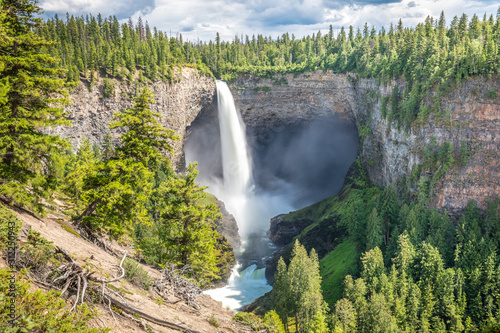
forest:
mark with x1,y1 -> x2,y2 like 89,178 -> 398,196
1,0 -> 500,332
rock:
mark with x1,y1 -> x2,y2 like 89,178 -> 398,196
229,72 -> 500,216
268,214 -> 310,246
47,68 -> 216,170
214,199 -> 241,250
55,68 -> 499,222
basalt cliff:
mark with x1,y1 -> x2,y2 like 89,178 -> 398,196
229,72 -> 499,217
56,69 -> 499,240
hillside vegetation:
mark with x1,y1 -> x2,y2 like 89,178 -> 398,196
1,0 -> 499,332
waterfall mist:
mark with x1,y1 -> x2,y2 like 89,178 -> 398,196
184,81 -> 358,309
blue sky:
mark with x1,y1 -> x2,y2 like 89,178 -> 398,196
40,0 -> 499,41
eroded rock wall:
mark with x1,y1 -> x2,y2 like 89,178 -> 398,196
49,68 -> 216,169
56,68 -> 498,216
228,72 -> 500,215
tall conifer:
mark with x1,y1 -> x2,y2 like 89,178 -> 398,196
0,0 -> 70,212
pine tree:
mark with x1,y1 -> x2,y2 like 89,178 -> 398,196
272,257 -> 291,332
272,240 -> 327,332
155,162 -> 220,284
366,208 -> 383,250
74,87 -> 176,236
0,0 -> 71,212
109,87 -> 178,166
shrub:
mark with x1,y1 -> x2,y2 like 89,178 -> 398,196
16,230 -> 63,277
123,258 -> 153,290
486,89 -> 497,99
233,312 -> 266,331
263,310 -> 286,333
102,78 -> 115,98
0,205 -> 22,251
209,314 -> 219,327
0,268 -> 108,332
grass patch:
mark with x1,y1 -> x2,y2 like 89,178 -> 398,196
60,223 -> 81,238
319,239 -> 358,306
209,314 -> 219,327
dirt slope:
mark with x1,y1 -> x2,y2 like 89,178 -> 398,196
1,204 -> 251,333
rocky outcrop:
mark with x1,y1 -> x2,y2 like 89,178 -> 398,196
267,214 -> 311,245
228,72 -> 500,215
357,77 -> 500,215
214,200 -> 240,251
48,68 -> 216,169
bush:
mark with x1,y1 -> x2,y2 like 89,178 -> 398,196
0,205 -> 22,251
263,310 -> 285,333
486,89 -> 497,99
233,312 -> 266,331
123,258 -> 153,290
0,268 -> 108,332
209,313 -> 219,327
102,78 -> 115,98
17,229 -> 62,276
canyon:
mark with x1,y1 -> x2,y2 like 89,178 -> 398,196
54,68 -> 499,255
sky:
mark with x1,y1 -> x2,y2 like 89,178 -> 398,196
40,0 -> 500,42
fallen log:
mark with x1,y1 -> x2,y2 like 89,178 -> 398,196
105,294 -> 201,333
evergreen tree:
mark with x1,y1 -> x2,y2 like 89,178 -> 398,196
74,87 -> 175,236
109,87 -> 178,166
272,240 -> 327,333
154,162 -> 220,283
366,208 -> 383,250
0,0 -> 71,213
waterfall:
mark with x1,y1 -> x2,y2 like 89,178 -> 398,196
217,81 -> 253,196
202,81 -> 296,310
203,81 -> 272,309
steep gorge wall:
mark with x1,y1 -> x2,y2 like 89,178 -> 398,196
49,67 -> 216,169
56,68 -> 499,216
229,72 -> 500,215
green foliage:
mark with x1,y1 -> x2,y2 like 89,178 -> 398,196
319,240 -> 358,306
0,0 -> 71,213
263,310 -> 286,333
109,87 -> 178,165
234,311 -> 285,332
0,268 -> 108,332
137,163 -> 221,284
209,313 -> 219,327
123,258 -> 153,290
0,204 -> 22,250
366,208 -> 383,250
272,240 -> 328,332
233,312 -> 266,331
75,87 -> 178,238
16,229 -> 63,274
486,89 -> 497,99
460,140 -> 470,166
102,78 -> 115,98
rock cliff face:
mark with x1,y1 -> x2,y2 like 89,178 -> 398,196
56,69 -> 498,242
228,72 -> 500,216
48,68 -> 216,169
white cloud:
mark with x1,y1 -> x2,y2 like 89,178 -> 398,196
41,0 -> 154,18
40,0 -> 499,41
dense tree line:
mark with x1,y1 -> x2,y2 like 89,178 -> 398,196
271,180 -> 500,332
38,9 -> 500,129
333,184 -> 500,332
35,9 -> 500,130
0,0 -> 229,285
36,13 -> 212,84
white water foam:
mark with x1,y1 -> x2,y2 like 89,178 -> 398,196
203,81 -> 294,310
